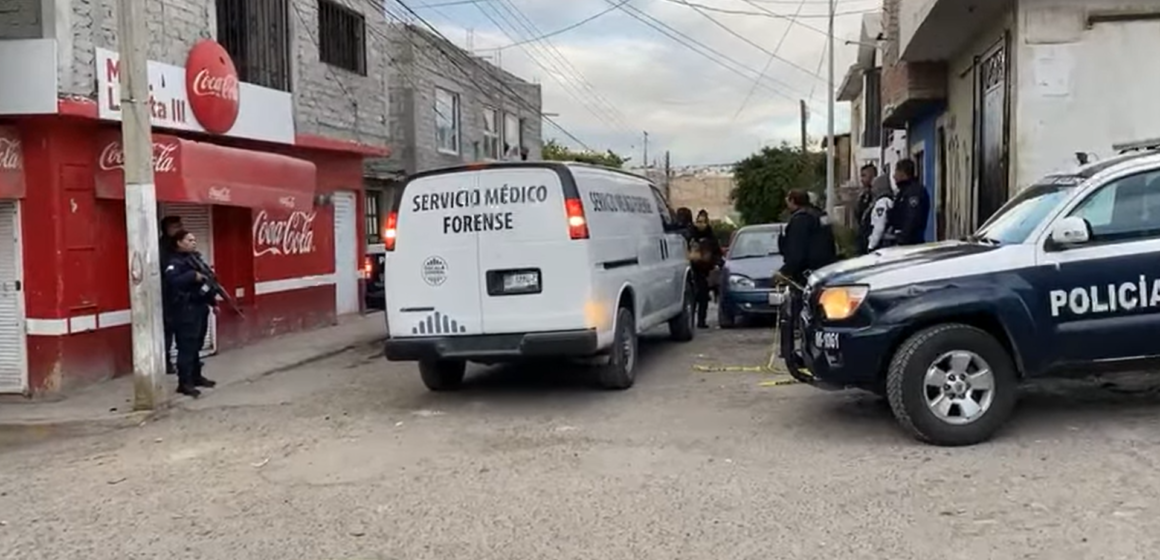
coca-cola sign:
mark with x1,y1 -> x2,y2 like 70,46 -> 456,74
97,140 -> 179,173
0,136 -> 20,171
184,40 -> 240,135
253,210 -> 316,257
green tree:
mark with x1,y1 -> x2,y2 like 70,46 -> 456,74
542,139 -> 629,168
731,143 -> 825,225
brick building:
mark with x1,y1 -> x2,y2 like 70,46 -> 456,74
0,0 -> 391,394
362,23 -> 543,247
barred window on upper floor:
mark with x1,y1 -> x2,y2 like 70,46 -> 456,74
482,108 -> 500,160
435,88 -> 460,154
318,0 -> 367,75
217,0 -> 292,91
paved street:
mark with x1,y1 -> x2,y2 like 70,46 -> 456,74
5,321 -> 1160,559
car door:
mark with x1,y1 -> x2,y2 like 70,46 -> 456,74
1037,165 -> 1160,363
648,186 -> 684,312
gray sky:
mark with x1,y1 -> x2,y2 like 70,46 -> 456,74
395,0 -> 876,166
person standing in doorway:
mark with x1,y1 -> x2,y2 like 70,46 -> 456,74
159,216 -> 183,374
889,159 -> 931,246
688,210 -> 722,329
163,230 -> 217,397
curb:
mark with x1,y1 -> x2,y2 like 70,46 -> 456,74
0,335 -> 383,446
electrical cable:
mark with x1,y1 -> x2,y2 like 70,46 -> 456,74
731,0 -> 808,121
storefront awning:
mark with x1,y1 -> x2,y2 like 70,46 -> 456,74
95,132 -> 317,211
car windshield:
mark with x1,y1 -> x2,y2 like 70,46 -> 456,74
971,175 -> 1083,244
729,229 -> 781,258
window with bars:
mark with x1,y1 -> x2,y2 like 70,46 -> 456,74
318,0 -> 367,75
482,108 -> 499,159
216,0 -> 292,91
365,190 -> 381,243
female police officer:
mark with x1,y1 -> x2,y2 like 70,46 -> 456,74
163,229 -> 217,397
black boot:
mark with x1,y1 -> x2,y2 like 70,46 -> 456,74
696,304 -> 709,329
177,385 -> 201,398
194,377 -> 216,388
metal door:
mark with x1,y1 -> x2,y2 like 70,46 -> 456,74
975,37 -> 1010,229
160,203 -> 217,356
0,201 -> 26,393
332,191 -> 359,315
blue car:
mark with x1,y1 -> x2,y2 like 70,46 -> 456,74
718,223 -> 786,328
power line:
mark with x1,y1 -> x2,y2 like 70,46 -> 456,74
392,0 -> 595,150
476,0 -> 630,51
731,0 -> 809,121
658,0 -> 876,19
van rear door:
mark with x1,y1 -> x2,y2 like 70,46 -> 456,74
386,171 -> 483,337
475,166 -> 590,334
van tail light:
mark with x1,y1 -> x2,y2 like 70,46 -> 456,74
362,255 -> 373,279
384,211 -> 398,251
564,198 -> 589,240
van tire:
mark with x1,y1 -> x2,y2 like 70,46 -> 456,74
668,278 -> 696,342
418,359 -> 466,392
600,307 -> 638,390
885,324 -> 1018,447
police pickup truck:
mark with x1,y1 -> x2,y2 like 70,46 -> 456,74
785,149 -> 1160,446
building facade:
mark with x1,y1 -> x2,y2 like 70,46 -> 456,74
0,0 -> 391,394
362,23 -> 543,248
895,0 -> 1160,240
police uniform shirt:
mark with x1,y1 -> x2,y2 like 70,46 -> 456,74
867,196 -> 895,251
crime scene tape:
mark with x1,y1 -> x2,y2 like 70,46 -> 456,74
691,319 -> 808,386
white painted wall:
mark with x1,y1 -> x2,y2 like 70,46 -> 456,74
1014,0 -> 1160,187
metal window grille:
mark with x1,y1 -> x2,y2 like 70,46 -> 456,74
216,0 -> 292,91
364,191 -> 381,243
318,0 -> 367,75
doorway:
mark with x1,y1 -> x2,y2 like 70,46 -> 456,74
159,202 -> 217,356
975,35 -> 1010,229
0,200 -> 27,393
332,191 -> 359,315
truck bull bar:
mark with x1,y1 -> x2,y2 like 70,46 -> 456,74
772,273 -> 817,386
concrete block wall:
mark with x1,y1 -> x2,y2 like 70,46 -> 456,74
1,0 -> 388,147
367,23 -> 541,177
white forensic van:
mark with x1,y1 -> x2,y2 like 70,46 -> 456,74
383,161 -> 696,391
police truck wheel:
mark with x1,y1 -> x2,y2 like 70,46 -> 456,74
418,359 -> 466,392
885,324 -> 1017,446
600,307 -> 638,390
668,279 -> 696,342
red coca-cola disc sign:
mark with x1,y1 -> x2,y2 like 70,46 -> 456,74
185,40 -> 240,135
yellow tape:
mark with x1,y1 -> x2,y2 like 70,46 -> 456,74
759,378 -> 801,387
692,319 -> 812,387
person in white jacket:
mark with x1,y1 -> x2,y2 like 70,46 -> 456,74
865,174 -> 896,251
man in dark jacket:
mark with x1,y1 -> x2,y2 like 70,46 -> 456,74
889,159 -> 931,246
779,190 -> 838,285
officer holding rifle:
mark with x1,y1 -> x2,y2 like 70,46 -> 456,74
163,229 -> 218,398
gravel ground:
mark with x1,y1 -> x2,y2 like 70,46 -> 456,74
4,323 -> 1160,560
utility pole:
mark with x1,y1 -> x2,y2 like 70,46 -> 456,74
117,0 -> 166,410
663,150 -> 671,199
799,100 -> 808,154
642,131 -> 649,170
825,0 -> 836,214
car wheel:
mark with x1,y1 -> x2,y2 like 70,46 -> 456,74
599,307 -> 638,390
418,359 -> 466,392
668,278 -> 696,342
718,302 -> 736,329
885,324 -> 1018,446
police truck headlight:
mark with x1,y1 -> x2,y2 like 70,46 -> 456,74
729,274 -> 756,290
818,285 -> 869,321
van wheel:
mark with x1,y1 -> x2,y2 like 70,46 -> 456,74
600,307 -> 638,390
668,279 -> 696,342
418,359 -> 466,392
885,324 -> 1018,446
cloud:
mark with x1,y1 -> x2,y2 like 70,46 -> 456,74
417,0 -> 877,165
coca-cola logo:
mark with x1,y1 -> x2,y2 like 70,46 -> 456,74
98,141 -> 178,173
278,196 -> 296,209
208,186 -> 231,202
185,40 -> 241,135
253,210 -> 316,257
0,137 -> 20,171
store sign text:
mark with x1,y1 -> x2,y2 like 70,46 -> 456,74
0,136 -> 20,170
253,210 -> 316,257
99,55 -> 191,128
98,141 -> 178,173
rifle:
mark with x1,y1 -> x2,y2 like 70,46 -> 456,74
190,251 -> 245,318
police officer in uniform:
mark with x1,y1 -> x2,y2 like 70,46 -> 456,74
863,174 -> 896,252
159,216 -> 182,374
889,159 -> 931,246
164,229 -> 217,397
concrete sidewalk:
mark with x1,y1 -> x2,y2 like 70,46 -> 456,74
0,312 -> 386,443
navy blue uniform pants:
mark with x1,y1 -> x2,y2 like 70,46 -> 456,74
174,306 -> 209,388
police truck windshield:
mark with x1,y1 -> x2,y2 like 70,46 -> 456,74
971,175 -> 1082,244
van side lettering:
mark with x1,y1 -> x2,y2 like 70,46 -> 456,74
412,189 -> 480,212
443,212 -> 514,234
484,184 -> 549,206
1049,275 -> 1160,317
587,191 -> 653,214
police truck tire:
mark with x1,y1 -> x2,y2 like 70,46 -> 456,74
600,307 -> 638,390
669,278 -> 696,342
885,324 -> 1017,447
419,359 -> 466,392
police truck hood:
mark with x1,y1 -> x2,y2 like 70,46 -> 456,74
810,240 -> 1013,289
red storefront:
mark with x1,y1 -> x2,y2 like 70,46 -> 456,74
0,40 -> 386,395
